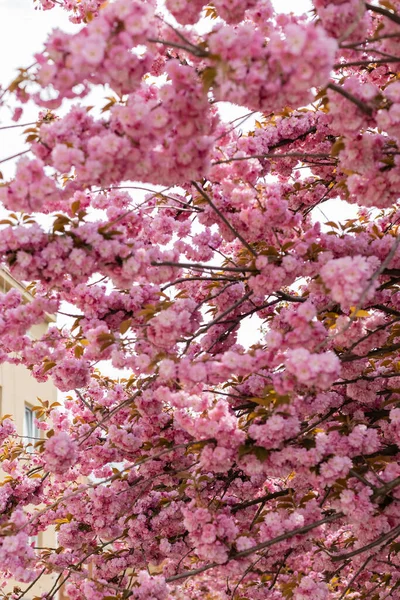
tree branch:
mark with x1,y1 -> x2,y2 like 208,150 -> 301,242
331,524 -> 400,562
191,181 -> 257,258
231,489 -> 291,513
365,2 -> 400,26
327,82 -> 373,116
167,512 -> 343,582
0,148 -> 29,165
151,261 -> 258,273
213,152 -> 333,166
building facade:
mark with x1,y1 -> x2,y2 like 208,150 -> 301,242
0,269 -> 60,599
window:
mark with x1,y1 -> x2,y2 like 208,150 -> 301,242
24,405 -> 41,549
24,405 -> 41,453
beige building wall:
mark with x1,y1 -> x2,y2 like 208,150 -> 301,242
0,269 -> 61,599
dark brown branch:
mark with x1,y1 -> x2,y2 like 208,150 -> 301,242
294,406 -> 342,439
230,553 -> 267,600
268,127 -> 317,150
331,523 -> 400,562
269,549 -> 293,591
196,290 -> 253,334
365,2 -> 400,26
15,569 -> 46,600
191,181 -> 257,257
166,512 -> 343,582
277,291 -> 307,303
347,318 -> 399,352
334,57 -> 400,68
372,475 -> 400,501
337,555 -> 374,600
151,261 -> 258,273
374,304 -> 400,317
231,489 -> 291,513
0,148 -> 29,165
341,32 -> 400,48
327,82 -> 373,116
353,445 -> 399,464
340,342 -> 400,362
213,152 -> 333,166
333,372 -> 400,385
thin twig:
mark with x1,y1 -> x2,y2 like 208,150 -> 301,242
0,148 -> 29,165
167,512 -> 343,582
191,181 -> 257,257
213,152 -> 332,166
327,82 -> 373,116
231,490 -> 290,513
0,121 -> 36,131
337,555 -> 374,600
334,57 -> 400,68
151,261 -> 258,273
147,38 -> 209,57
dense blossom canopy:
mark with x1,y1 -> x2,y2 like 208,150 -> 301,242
2,0 -> 400,598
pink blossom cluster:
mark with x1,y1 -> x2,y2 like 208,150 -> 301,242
183,506 -> 238,563
131,571 -> 170,600
31,60 -> 217,188
337,133 -> 400,208
208,21 -> 337,112
36,0 -> 105,23
0,530 -> 37,583
35,0 -> 157,105
327,77 -> 378,137
166,0 -> 258,24
285,348 -> 340,390
293,576 -> 329,600
0,157 -> 62,213
147,298 -> 201,350
313,0 -> 368,40
249,414 -> 300,449
320,255 -> 379,310
377,81 -> 400,143
2,1 -> 400,599
390,408 -> 400,444
0,418 -> 16,444
51,357 -> 91,392
43,431 -> 79,473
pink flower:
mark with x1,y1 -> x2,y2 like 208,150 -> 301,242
52,358 -> 91,392
293,576 -> 329,600
43,432 -> 78,474
285,348 -> 340,389
321,255 -> 379,310
320,456 -> 352,484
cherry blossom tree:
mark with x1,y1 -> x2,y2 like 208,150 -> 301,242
2,0 -> 400,598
